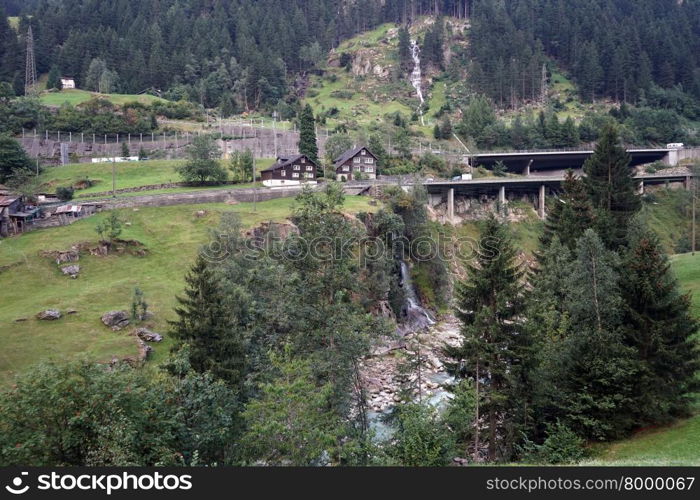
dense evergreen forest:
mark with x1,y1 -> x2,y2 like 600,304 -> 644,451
1,0 -> 698,113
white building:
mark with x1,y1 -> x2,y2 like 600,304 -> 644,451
60,77 -> 76,89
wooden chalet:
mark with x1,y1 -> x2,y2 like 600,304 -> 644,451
334,146 -> 378,181
261,154 -> 318,187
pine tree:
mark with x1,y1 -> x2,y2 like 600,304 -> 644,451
368,134 -> 387,170
550,230 -> 637,440
298,103 -> 318,163
621,225 -> 700,423
583,124 -> 640,249
540,170 -> 594,252
398,26 -> 412,73
445,216 -> 529,462
46,65 -> 61,90
169,253 -> 246,389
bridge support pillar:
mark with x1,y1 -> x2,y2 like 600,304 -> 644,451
447,188 -> 455,224
686,176 -> 692,190
538,184 -> 546,219
524,159 -> 533,177
498,185 -> 506,206
638,180 -> 645,195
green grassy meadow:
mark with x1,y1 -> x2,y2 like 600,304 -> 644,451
39,89 -> 166,107
39,158 -> 276,196
0,196 -> 379,385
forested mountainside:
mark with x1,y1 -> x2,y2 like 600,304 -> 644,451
1,0 -> 699,114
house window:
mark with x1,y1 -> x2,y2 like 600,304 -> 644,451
353,157 -> 361,163
292,172 -> 299,178
293,165 -> 300,170
365,166 -> 373,172
305,172 -> 313,178
301,158 -> 306,163
281,170 -> 286,176
306,165 -> 313,171
361,150 -> 366,155
365,158 -> 374,164
343,165 -> 350,171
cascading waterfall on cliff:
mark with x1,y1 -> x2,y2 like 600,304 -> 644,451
399,261 -> 435,334
409,39 -> 425,126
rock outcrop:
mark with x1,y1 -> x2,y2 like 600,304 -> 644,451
60,264 -> 80,278
101,310 -> 130,331
36,309 -> 62,320
134,327 -> 163,343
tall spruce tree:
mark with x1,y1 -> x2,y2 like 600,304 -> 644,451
298,103 -> 318,163
540,170 -> 594,252
445,216 -> 529,462
621,224 -> 700,424
398,26 -> 412,73
169,253 -> 246,390
583,124 -> 640,249
550,230 -> 637,440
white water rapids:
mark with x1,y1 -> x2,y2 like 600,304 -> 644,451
409,39 -> 425,125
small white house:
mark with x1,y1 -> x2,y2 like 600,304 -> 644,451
60,77 -> 76,89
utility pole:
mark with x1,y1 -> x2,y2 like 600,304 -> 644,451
474,360 -> 480,462
252,154 -> 257,213
693,169 -> 697,255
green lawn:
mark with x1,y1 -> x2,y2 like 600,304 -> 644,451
587,416 -> 700,466
39,89 -> 166,107
672,252 -> 700,319
0,196 -> 379,385
40,158 -> 275,196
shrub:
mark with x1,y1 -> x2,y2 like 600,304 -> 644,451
519,423 -> 587,465
55,186 -> 74,201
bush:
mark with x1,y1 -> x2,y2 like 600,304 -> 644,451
55,186 -> 74,201
388,403 -> 454,466
329,90 -> 354,99
519,422 -> 587,465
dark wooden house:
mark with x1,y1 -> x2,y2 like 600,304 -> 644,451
334,146 -> 379,181
261,154 -> 319,187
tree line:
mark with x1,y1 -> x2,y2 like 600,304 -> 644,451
445,124 -> 698,462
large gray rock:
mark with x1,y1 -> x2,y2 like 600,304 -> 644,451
134,327 -> 163,343
60,265 -> 80,278
101,310 -> 130,330
36,309 -> 61,320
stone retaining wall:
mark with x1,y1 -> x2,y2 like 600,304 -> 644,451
87,186 -> 307,210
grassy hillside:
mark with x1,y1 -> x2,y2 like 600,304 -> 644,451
306,16 -> 600,144
306,19 -> 470,137
39,89 -> 166,107
0,196 -> 379,385
588,416 -> 700,466
39,158 -> 276,197
673,252 -> 700,319
640,187 -> 694,255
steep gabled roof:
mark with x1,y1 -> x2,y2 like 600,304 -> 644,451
261,154 -> 318,173
0,196 -> 20,207
333,146 -> 378,168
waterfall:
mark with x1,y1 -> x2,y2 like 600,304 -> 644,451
399,261 -> 435,334
409,40 -> 425,126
